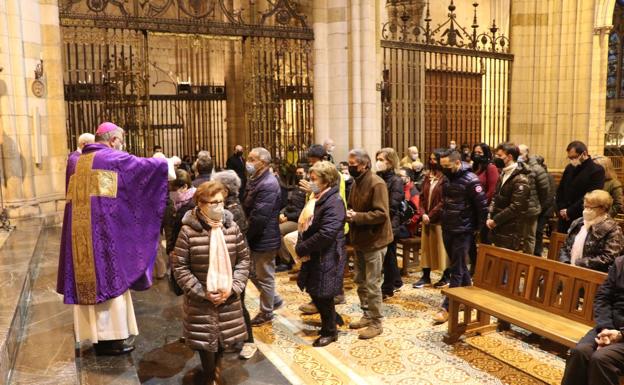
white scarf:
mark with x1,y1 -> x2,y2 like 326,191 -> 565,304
204,215 -> 233,293
570,215 -> 607,265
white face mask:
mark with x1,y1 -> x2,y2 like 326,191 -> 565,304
570,158 -> 581,167
376,160 -> 387,173
202,203 -> 224,221
410,153 -> 419,161
583,208 -> 599,224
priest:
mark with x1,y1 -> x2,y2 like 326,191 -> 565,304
57,122 -> 173,355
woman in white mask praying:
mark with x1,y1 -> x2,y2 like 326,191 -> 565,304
558,190 -> 624,272
171,180 -> 251,384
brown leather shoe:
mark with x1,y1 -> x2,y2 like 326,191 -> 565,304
298,302 -> 318,314
433,309 -> 449,324
358,323 -> 383,339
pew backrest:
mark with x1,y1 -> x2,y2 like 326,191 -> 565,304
547,232 -> 567,261
473,244 -> 607,326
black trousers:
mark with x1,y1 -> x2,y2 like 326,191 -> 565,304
240,289 -> 254,343
310,296 -> 342,337
198,349 -> 223,385
442,231 -> 474,310
381,239 -> 403,295
534,208 -> 553,256
561,328 -> 624,385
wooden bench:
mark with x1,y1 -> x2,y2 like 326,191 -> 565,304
547,232 -> 566,261
397,237 -> 421,276
442,244 -> 607,348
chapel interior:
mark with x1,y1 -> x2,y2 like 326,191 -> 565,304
0,0 -> 621,384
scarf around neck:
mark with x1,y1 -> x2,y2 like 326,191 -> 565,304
199,210 -> 233,294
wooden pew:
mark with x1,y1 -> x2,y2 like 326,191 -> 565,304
442,244 -> 607,348
397,237 -> 421,276
547,232 -> 567,261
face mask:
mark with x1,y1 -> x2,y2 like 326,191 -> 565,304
236,151 -> 243,157
583,208 -> 599,223
429,161 -> 439,170
376,160 -> 387,173
310,182 -> 321,194
493,157 -> 506,169
348,165 -> 361,178
570,158 -> 582,167
327,146 -> 335,154
518,155 -> 525,163
449,144 -> 457,150
246,162 -> 256,174
441,167 -> 455,178
113,138 -> 125,151
202,203 -> 224,222
295,175 -> 304,182
343,174 -> 351,181
472,154 -> 483,164
410,153 -> 419,161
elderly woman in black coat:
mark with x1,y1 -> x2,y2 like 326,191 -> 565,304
295,161 -> 347,347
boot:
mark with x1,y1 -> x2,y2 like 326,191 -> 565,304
299,302 -> 318,314
349,316 -> 373,330
358,322 -> 383,339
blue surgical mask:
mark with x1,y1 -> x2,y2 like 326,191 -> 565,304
310,182 -> 320,194
246,162 -> 256,175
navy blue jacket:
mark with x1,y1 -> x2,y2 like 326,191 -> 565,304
296,186 -> 347,298
379,170 -> 404,237
441,163 -> 488,234
242,168 -> 282,252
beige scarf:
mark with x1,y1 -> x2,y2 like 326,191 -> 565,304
203,215 -> 233,294
298,197 -> 317,233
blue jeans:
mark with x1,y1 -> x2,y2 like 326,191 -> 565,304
441,231 -> 474,310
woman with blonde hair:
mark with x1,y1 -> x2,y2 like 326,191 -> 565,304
375,147 -> 405,299
559,189 -> 624,272
172,181 -> 250,383
594,155 -> 623,217
295,161 -> 347,347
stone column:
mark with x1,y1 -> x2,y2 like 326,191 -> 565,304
0,0 -> 67,218
509,0 -> 615,170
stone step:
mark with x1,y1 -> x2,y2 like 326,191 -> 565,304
0,219 -> 44,385
8,226 -> 142,385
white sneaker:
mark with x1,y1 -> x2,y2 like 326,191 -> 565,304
239,342 -> 258,360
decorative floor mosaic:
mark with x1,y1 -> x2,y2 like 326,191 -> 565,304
244,271 -> 570,385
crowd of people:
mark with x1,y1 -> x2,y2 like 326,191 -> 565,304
62,126 -> 624,385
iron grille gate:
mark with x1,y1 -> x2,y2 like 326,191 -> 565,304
381,1 -> 512,158
59,0 -> 313,164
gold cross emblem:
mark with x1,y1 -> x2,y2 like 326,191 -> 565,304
66,152 -> 118,304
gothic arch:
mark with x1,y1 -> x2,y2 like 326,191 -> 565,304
596,0 -> 617,29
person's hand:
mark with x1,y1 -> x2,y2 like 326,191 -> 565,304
346,209 -> 356,222
596,329 -> 622,349
206,291 -> 222,304
300,256 -> 311,263
422,214 -> 430,225
559,209 -> 568,220
486,219 -> 496,229
217,289 -> 231,305
279,214 -> 287,223
299,179 -> 311,193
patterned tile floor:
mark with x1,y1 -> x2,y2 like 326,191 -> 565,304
245,271 -> 568,385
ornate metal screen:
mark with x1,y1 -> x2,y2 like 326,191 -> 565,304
59,0 -> 313,162
243,37 -> 313,163
381,1 -> 512,158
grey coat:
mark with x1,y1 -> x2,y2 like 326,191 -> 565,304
559,217 -> 624,272
172,209 -> 250,352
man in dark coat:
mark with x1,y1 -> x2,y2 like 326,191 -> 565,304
227,145 -> 247,199
487,143 -> 531,252
561,256 -> 624,385
556,141 -> 605,233
242,147 -> 283,326
436,149 -> 488,323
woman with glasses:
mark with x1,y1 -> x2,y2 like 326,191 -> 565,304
172,181 -> 250,384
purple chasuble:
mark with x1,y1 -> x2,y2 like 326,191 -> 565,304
57,143 -> 168,305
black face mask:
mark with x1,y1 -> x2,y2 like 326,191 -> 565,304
235,151 -> 243,157
472,154 -> 483,164
493,157 -> 506,169
295,175 -> 304,182
348,165 -> 362,178
429,161 -> 440,171
441,167 -> 455,179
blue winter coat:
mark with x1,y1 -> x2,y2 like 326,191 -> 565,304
242,168 -> 282,252
296,186 -> 347,298
441,163 -> 489,234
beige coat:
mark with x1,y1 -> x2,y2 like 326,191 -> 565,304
172,209 -> 250,352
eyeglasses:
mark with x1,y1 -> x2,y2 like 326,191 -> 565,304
204,199 -> 224,206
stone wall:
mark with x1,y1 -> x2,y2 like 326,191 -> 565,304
0,0 -> 67,218
509,0 -> 615,170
